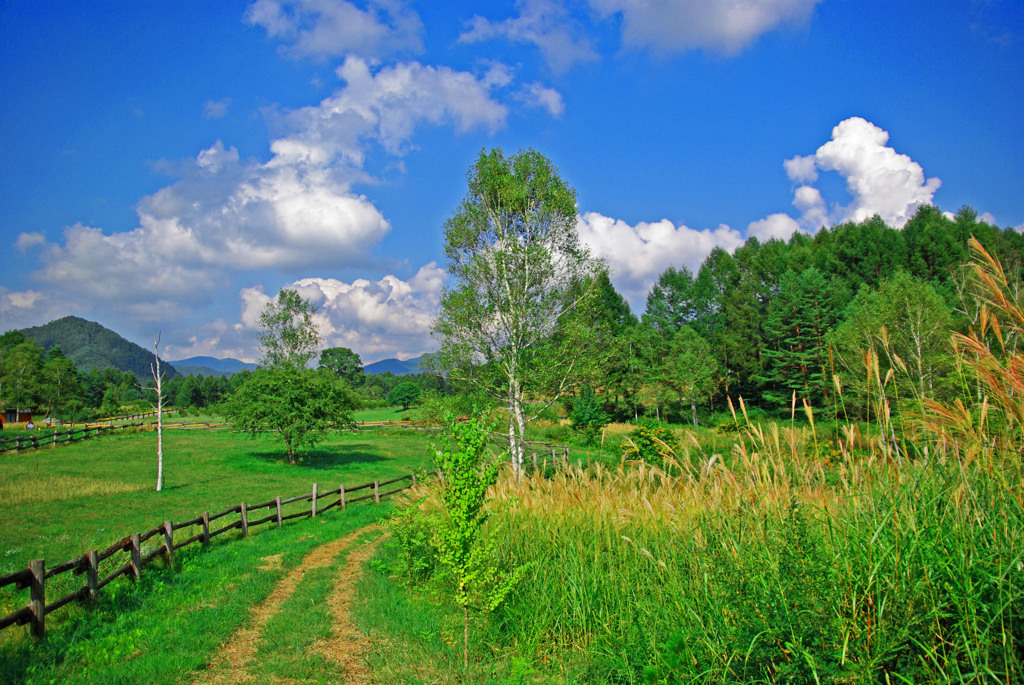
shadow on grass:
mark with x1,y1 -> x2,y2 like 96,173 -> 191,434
250,443 -> 388,470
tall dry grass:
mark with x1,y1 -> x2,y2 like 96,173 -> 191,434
389,240 -> 1024,683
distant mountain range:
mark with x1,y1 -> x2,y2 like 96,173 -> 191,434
363,354 -> 426,376
20,316 -> 180,381
15,315 -> 430,380
169,356 -> 258,378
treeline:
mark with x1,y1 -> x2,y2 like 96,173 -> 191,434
0,331 -> 160,422
587,205 -> 1024,424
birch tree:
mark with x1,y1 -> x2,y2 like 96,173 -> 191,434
432,148 -> 601,472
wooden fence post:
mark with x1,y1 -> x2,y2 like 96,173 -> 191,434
339,484 -> 346,510
86,550 -> 98,602
311,483 -> 318,518
163,521 -> 174,563
275,496 -> 283,528
130,533 -> 141,580
411,473 -> 417,487
201,512 -> 210,544
240,502 -> 249,536
29,559 -> 45,638
373,480 -> 380,504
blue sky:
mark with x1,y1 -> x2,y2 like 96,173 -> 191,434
2,0 -> 1021,363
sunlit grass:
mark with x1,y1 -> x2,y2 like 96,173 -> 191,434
0,474 -> 147,507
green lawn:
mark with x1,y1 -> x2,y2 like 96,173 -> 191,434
352,405 -> 424,423
0,427 -> 435,574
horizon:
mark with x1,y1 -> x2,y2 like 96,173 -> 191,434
2,1 -> 1021,363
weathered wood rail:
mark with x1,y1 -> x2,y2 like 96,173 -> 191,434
0,409 -> 180,455
0,422 -> 147,454
0,474 -> 417,638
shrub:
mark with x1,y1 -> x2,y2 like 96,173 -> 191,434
570,387 -> 608,446
621,423 -> 678,468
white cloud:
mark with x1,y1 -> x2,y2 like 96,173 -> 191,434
245,0 -> 423,60
783,153 -> 817,183
812,117 -> 941,227
576,211 -> 744,309
516,82 -> 565,117
237,262 -> 447,360
979,211 -> 998,226
273,56 -> 509,165
203,98 -> 231,119
15,232 -> 45,252
589,0 -> 821,55
26,57 -> 512,318
0,287 -> 66,330
459,0 -> 599,73
752,116 -> 943,236
747,213 -> 802,241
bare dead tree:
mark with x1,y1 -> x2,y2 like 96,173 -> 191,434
146,332 -> 166,492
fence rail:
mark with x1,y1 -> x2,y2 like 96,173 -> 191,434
0,473 -> 416,638
0,422 -> 148,454
0,409 -> 181,455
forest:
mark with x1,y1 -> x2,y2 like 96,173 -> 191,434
1,203 -> 1021,429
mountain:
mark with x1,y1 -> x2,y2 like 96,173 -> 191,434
169,356 -> 257,377
364,354 -> 426,376
20,316 -> 179,380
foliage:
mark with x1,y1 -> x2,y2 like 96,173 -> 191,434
432,147 -> 601,472
432,411 -> 530,668
569,386 -> 608,446
829,270 -> 952,419
388,381 -> 422,410
621,422 -> 679,468
390,502 -> 439,584
318,346 -> 364,383
257,288 -> 321,369
17,315 -> 180,381
225,367 -> 355,464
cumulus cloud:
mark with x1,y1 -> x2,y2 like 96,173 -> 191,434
459,0 -> 599,73
245,0 -> 423,60
589,0 -> 821,55
576,211 -> 744,309
27,57 -> 510,317
0,287 -> 66,330
272,56 -> 508,165
812,117 -> 941,227
747,213 -> 802,241
752,116 -> 943,236
237,262 -> 446,361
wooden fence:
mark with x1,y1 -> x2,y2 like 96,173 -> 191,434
0,474 -> 416,638
0,409 -> 180,455
0,422 -> 146,454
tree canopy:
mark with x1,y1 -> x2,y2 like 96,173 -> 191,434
432,147 -> 601,470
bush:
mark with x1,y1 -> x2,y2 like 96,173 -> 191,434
621,422 -> 678,468
570,387 -> 608,446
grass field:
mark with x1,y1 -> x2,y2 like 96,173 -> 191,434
0,424 -> 436,682
0,426 -> 435,575
352,405 -> 424,423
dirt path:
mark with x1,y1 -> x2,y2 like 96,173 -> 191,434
315,532 -> 390,684
192,524 -> 385,685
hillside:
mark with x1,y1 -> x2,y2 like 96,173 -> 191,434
20,316 -> 179,380
169,356 -> 257,377
364,354 -> 425,376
